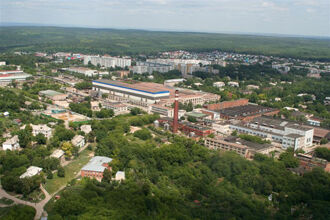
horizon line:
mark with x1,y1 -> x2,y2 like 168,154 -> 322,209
1,22 -> 330,40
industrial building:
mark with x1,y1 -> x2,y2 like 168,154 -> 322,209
39,90 -> 68,101
230,116 -> 314,150
218,104 -> 279,121
0,70 -> 31,84
204,136 -> 276,158
92,79 -> 170,104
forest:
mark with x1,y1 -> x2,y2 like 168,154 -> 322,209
0,27 -> 330,60
43,115 -> 330,220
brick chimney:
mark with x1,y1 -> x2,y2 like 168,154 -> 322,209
173,90 -> 179,133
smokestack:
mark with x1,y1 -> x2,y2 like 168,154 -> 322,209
173,90 -> 179,133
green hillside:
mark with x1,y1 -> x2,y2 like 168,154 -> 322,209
0,26 -> 330,60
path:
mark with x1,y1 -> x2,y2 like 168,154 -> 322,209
0,144 -> 92,220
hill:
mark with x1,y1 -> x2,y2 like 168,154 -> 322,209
0,26 -> 330,60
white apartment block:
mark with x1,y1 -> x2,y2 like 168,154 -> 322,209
84,56 -> 131,68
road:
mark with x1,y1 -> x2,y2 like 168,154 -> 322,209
0,143 -> 92,220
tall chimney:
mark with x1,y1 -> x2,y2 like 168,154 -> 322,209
173,90 -> 179,133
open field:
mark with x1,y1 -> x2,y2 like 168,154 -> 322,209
44,149 -> 92,194
0,27 -> 330,60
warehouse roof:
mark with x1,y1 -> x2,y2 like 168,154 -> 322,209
93,79 -> 170,94
81,156 -> 112,172
39,90 -> 64,97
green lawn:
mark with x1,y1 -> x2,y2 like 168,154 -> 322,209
44,149 -> 92,194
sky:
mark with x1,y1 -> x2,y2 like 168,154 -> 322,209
1,0 -> 330,37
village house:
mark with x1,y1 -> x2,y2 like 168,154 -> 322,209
2,135 -> 20,151
115,171 -> 125,181
20,166 -> 43,179
72,135 -> 85,148
31,124 -> 53,139
81,156 -> 112,181
80,125 -> 92,134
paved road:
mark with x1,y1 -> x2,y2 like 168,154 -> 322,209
0,142 -> 91,220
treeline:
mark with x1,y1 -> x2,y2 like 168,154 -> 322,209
45,114 -> 330,220
1,27 -> 330,60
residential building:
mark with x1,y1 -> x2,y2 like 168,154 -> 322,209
115,171 -> 125,181
2,135 -> 20,151
30,124 -> 53,139
50,149 -> 65,163
72,135 -> 85,148
228,81 -> 239,87
84,55 -> 131,68
213,81 -> 225,88
81,156 -> 112,181
20,166 -> 42,179
80,125 -> 92,134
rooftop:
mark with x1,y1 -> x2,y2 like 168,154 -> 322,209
93,79 -> 170,94
20,166 -> 42,179
219,104 -> 277,118
39,90 -> 64,97
81,156 -> 112,172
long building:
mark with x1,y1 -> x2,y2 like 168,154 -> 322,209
0,70 -> 31,84
230,116 -> 314,150
92,79 -> 170,104
131,61 -> 174,74
204,136 -> 276,158
84,55 -> 131,68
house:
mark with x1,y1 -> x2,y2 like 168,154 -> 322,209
90,101 -> 100,111
213,81 -> 225,88
2,135 -> 20,151
31,124 -> 53,139
81,156 -> 112,181
228,81 -> 239,87
72,135 -> 85,148
20,166 -> 42,179
50,149 -> 65,163
115,171 -> 125,181
80,125 -> 92,134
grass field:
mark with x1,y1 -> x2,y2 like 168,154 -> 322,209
0,26 -> 329,60
44,149 -> 92,194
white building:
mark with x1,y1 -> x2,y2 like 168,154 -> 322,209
213,81 -> 225,88
0,61 -> 6,66
229,116 -> 314,150
246,85 -> 260,90
115,171 -> 125,181
20,166 -> 42,179
80,125 -> 92,134
2,135 -> 20,151
132,61 -> 174,74
228,81 -> 239,87
84,56 -> 131,68
72,135 -> 85,148
23,124 -> 53,139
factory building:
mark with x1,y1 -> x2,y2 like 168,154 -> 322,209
229,116 -> 314,150
92,79 -> 170,104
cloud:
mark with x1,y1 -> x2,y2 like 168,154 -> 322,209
1,0 -> 329,36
